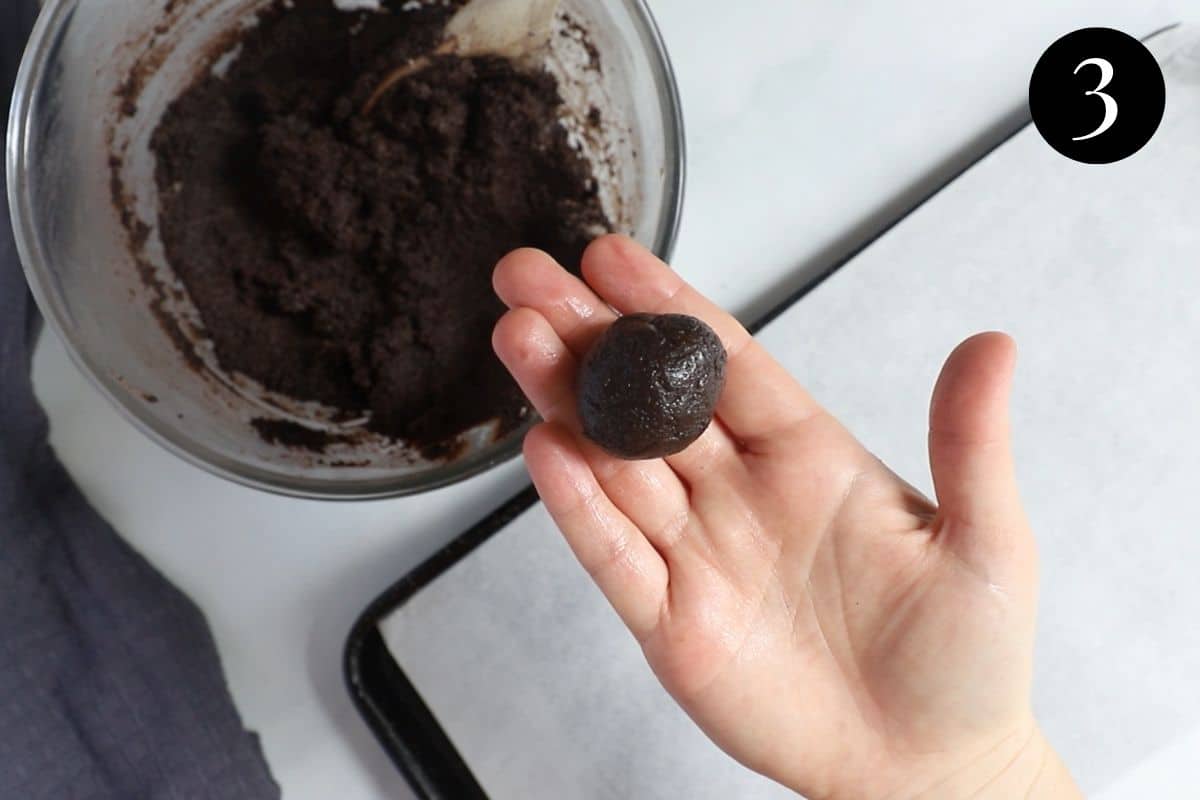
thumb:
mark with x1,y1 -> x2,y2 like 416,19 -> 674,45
928,332 -> 1031,581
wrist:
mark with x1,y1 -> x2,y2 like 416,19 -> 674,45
903,724 -> 1082,800
998,731 -> 1080,800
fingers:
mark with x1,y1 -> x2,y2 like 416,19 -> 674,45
494,248 -> 615,353
494,306 -> 694,554
524,422 -> 668,639
580,235 -> 827,449
928,333 -> 1033,582
494,245 -> 743,489
492,307 -> 579,424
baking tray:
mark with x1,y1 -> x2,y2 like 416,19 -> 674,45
342,115 -> 1033,800
343,100 -> 1043,799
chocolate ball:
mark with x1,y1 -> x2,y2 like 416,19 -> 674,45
578,314 -> 728,460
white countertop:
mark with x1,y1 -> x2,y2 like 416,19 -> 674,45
30,1 -> 1193,798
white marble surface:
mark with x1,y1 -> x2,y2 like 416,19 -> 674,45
29,1 -> 1194,798
379,25 -> 1200,799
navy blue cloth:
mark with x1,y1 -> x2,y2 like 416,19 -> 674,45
1,4 -> 280,798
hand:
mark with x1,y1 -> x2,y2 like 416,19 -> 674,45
492,235 -> 1081,800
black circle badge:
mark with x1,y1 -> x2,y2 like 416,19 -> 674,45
1029,27 -> 1166,164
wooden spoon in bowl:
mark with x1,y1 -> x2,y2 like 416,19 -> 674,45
362,0 -> 561,115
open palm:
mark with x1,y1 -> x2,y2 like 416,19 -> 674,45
493,236 -> 1061,799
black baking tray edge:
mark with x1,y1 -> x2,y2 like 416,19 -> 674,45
343,29 -> 1200,785
342,111 -> 1037,800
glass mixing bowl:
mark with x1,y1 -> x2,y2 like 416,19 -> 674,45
8,0 -> 685,500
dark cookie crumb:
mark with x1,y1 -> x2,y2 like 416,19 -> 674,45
150,0 -> 610,457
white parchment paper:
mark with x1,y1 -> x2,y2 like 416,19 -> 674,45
382,26 -> 1200,799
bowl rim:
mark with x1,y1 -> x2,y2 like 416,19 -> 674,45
7,0 -> 686,501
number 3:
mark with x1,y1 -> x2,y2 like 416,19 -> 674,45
1072,57 -> 1118,141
